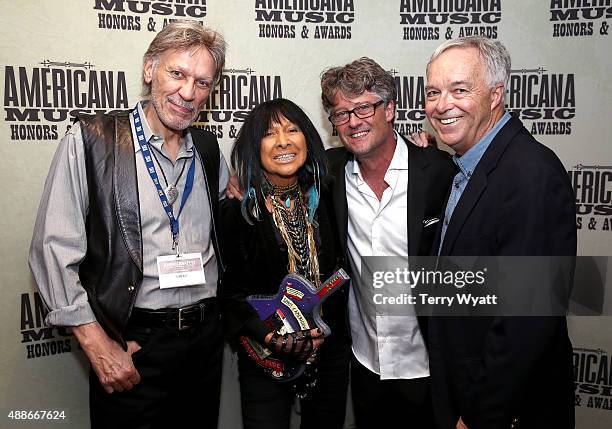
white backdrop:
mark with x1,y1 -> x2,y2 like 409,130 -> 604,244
1,1 -> 611,427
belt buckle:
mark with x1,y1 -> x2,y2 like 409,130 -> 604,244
178,306 -> 191,331
177,302 -> 205,331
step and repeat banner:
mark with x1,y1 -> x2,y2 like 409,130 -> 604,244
1,1 -> 611,428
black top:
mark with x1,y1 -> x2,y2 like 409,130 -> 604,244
218,180 -> 349,344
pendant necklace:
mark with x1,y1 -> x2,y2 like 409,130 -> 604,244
150,147 -> 187,206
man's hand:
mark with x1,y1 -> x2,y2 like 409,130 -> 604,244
409,131 -> 436,148
456,417 -> 469,429
72,322 -> 141,394
226,174 -> 244,200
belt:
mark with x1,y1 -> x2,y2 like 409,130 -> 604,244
129,298 -> 216,331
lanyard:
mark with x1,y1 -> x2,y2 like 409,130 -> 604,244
132,107 -> 195,253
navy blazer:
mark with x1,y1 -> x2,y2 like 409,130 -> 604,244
429,115 -> 577,429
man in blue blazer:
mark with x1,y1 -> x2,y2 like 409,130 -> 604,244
425,37 -> 576,429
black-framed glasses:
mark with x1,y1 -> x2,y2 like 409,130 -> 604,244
328,99 -> 386,126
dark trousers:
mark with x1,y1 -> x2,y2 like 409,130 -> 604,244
351,355 -> 434,429
237,337 -> 350,429
89,303 -> 223,429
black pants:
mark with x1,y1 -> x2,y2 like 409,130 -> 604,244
351,355 -> 434,429
237,337 -> 350,429
89,302 -> 223,429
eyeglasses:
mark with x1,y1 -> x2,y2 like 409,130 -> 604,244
328,100 -> 386,126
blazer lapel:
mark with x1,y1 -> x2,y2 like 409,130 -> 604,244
432,186 -> 452,256
330,149 -> 351,260
439,169 -> 488,255
406,142 -> 428,256
113,114 -> 143,272
439,115 -> 523,255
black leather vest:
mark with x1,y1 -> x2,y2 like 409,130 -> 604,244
77,112 -> 222,347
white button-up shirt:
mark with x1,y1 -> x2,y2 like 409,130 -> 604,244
346,133 -> 429,380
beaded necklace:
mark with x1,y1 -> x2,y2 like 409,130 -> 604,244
268,181 -> 320,286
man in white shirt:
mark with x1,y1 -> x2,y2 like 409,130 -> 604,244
321,57 -> 455,428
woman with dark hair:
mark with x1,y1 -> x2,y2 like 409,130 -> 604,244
219,98 -> 349,429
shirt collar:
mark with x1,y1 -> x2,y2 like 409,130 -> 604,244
350,130 -> 408,177
131,101 -> 194,156
388,131 -> 409,171
453,111 -> 511,179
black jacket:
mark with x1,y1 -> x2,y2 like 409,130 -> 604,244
429,115 -> 577,429
218,180 -> 349,344
77,112 -> 222,347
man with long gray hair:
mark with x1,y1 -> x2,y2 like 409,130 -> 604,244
426,36 -> 576,429
29,20 -> 229,428
322,57 -> 455,428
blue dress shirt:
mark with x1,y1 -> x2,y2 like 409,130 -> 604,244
438,112 -> 512,254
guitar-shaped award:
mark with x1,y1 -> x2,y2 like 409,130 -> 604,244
239,268 -> 349,382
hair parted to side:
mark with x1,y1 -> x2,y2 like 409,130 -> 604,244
320,57 -> 397,112
142,19 -> 226,96
426,36 -> 511,88
231,98 -> 328,223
